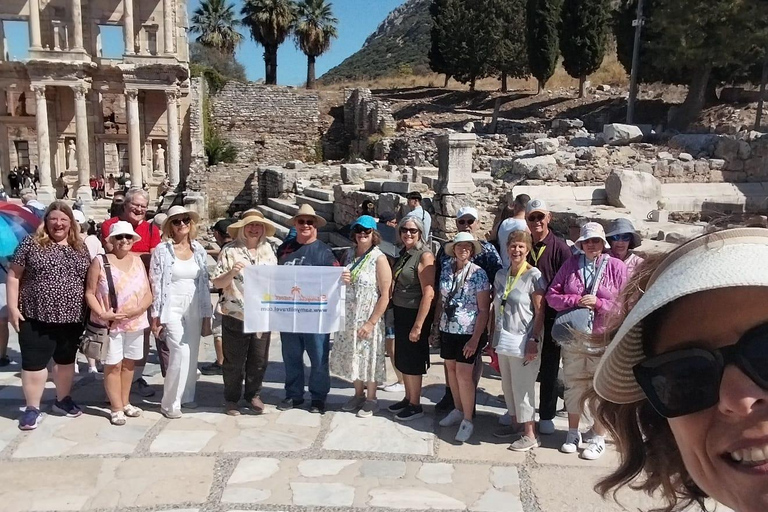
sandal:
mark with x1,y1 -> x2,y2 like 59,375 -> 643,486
110,410 -> 126,426
123,404 -> 143,417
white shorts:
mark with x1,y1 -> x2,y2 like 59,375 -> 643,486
103,330 -> 144,365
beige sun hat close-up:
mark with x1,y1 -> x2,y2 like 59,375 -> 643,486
594,227 -> 768,404
444,232 -> 482,258
291,203 -> 327,228
162,205 -> 200,231
227,209 -> 277,238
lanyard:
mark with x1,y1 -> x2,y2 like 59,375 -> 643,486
446,263 -> 471,303
349,246 -> 375,283
530,245 -> 546,265
393,252 -> 412,284
581,254 -> 598,290
499,263 -> 528,318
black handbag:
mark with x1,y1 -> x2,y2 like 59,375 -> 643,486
79,254 -> 118,360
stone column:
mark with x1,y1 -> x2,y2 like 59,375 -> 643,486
123,0 -> 135,55
32,85 -> 55,202
125,88 -> 142,186
71,0 -> 84,51
165,88 -> 180,188
72,84 -> 92,201
435,133 -> 477,194
163,0 -> 175,55
29,0 -> 43,50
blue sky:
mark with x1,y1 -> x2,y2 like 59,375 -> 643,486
4,0 -> 407,86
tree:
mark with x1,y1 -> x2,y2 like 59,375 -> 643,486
190,0 -> 243,56
492,0 -> 529,92
527,0 -> 562,94
559,0 -> 610,98
190,42 -> 247,83
241,0 -> 297,85
294,0 -> 338,89
428,0 -> 452,87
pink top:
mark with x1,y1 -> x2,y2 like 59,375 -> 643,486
90,255 -> 151,333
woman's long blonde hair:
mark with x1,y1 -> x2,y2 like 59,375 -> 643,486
33,201 -> 85,252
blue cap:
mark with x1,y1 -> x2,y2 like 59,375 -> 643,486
351,215 -> 377,230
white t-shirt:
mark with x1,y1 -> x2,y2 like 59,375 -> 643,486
497,218 -> 529,269
492,266 -> 546,357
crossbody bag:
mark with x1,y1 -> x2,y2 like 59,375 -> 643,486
551,255 -> 609,346
79,254 -> 118,360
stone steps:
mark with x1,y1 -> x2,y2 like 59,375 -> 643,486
302,187 -> 333,202
257,204 -> 294,229
295,195 -> 334,215
267,197 -> 334,221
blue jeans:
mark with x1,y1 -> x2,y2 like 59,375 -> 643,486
280,332 -> 331,402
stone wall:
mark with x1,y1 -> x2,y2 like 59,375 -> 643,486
210,83 -> 322,165
344,88 -> 396,157
187,163 -> 258,217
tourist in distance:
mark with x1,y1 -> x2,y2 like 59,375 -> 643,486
404,191 -> 432,242
149,206 -> 212,419
276,204 -> 340,414
606,218 -> 644,276
496,195 -> 531,269
7,201 -> 91,430
524,199 -> 572,435
434,232 -> 490,442
387,216 -> 435,421
491,230 -> 546,451
546,222 -> 627,460
593,227 -> 768,512
85,221 -> 151,425
332,215 -> 392,418
211,210 -> 277,416
20,188 -> 45,219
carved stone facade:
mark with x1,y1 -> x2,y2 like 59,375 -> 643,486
0,0 -> 192,202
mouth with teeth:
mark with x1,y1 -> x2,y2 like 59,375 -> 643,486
726,445 -> 768,472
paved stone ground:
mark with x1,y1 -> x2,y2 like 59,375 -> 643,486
0,330 -> 716,512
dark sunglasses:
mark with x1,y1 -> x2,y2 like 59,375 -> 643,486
583,237 -> 604,245
527,213 -> 545,222
400,227 -> 419,235
634,321 -> 768,418
171,217 -> 191,226
297,219 -> 315,226
457,218 -> 475,226
353,227 -> 372,235
113,234 -> 134,241
609,233 -> 633,243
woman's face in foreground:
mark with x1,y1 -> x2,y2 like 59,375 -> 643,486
655,286 -> 768,512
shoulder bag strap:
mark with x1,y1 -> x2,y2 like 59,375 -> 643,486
100,254 -> 118,312
590,255 -> 610,295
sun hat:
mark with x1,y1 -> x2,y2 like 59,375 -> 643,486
606,218 -> 642,249
291,203 -> 327,228
108,220 -> 141,242
351,215 -> 377,231
575,222 -> 611,250
227,209 -> 277,238
445,232 -> 482,258
162,206 -> 200,231
152,213 -> 167,228
594,228 -> 768,404
456,206 -> 479,220
72,209 -> 87,225
525,198 -> 549,217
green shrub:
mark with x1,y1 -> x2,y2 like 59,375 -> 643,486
205,132 -> 238,165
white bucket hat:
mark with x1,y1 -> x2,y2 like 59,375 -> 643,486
575,222 -> 610,250
445,232 -> 482,258
108,220 -> 142,242
594,228 -> 768,404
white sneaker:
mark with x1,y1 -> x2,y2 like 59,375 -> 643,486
581,436 -> 606,460
455,419 -> 474,443
498,412 -> 512,426
560,430 -> 581,454
382,382 -> 405,393
581,427 -> 597,443
539,419 -> 555,435
439,408 -> 464,427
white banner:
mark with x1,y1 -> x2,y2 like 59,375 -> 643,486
243,265 -> 345,334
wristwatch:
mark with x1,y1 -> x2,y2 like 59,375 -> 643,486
530,336 -> 541,344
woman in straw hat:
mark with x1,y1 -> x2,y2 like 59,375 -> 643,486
149,206 -> 213,419
606,218 -> 644,277
546,222 -> 627,459
211,209 -> 277,416
592,228 -> 768,512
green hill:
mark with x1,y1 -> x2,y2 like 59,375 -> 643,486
320,0 -> 432,83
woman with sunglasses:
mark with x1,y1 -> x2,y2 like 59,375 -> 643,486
546,222 -> 627,459
332,216 -> 392,418
593,228 -> 768,512
606,218 -> 644,276
85,221 -> 151,425
388,216 -> 435,421
149,206 -> 212,419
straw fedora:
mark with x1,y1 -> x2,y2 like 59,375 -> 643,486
227,209 -> 277,238
594,228 -> 768,404
444,232 -> 482,258
162,206 -> 200,231
292,203 -> 327,228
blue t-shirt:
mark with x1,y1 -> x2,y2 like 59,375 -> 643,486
277,239 -> 339,267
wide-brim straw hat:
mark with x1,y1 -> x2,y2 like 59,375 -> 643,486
227,209 -> 277,238
292,203 -> 327,228
594,228 -> 768,404
445,232 -> 482,258
108,220 -> 142,242
606,218 -> 642,249
162,206 -> 200,231
575,221 -> 611,250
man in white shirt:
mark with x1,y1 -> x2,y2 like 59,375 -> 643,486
405,191 -> 431,242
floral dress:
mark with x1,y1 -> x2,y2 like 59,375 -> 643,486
438,261 -> 490,335
330,247 -> 386,383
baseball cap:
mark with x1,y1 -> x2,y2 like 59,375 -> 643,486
525,199 -> 549,216
351,215 -> 377,230
378,211 -> 397,223
456,206 -> 479,220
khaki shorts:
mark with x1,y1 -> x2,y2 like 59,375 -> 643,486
212,311 -> 223,338
561,346 -> 601,416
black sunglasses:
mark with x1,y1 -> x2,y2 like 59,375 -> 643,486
457,218 -> 475,226
527,213 -> 545,222
353,227 -> 372,235
171,217 -> 191,226
634,321 -> 768,418
400,227 -> 419,235
609,233 -> 633,243
297,219 -> 315,226
114,234 -> 134,241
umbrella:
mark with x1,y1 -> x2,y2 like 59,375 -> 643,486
0,203 -> 41,257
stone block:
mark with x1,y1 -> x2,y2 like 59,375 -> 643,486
285,160 -> 304,170
603,124 -> 643,145
378,192 -> 404,215
669,134 -> 720,156
364,179 -> 388,193
551,118 -> 584,130
657,151 -> 674,160
534,138 -> 559,156
512,154 -> 558,180
340,163 -> 367,185
434,194 -> 476,218
605,169 -> 662,216
422,176 -> 438,189
678,152 -> 693,161
738,140 -> 752,160
382,181 -> 428,195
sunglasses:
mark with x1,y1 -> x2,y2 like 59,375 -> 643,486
353,227 -> 372,235
171,217 -> 191,226
400,227 -> 419,235
609,233 -> 633,242
113,234 -> 134,241
583,237 -> 604,245
297,219 -> 315,226
527,213 -> 545,222
634,321 -> 768,418
457,218 -> 475,226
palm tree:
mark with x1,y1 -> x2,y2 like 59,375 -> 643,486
294,0 -> 338,89
241,0 -> 298,85
190,0 -> 244,56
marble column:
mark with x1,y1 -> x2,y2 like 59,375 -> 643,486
165,89 -> 180,188
125,88 -> 142,186
32,85 -> 54,202
123,0 -> 135,55
29,0 -> 43,50
72,0 -> 84,51
73,84 -> 92,201
163,0 -> 175,54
